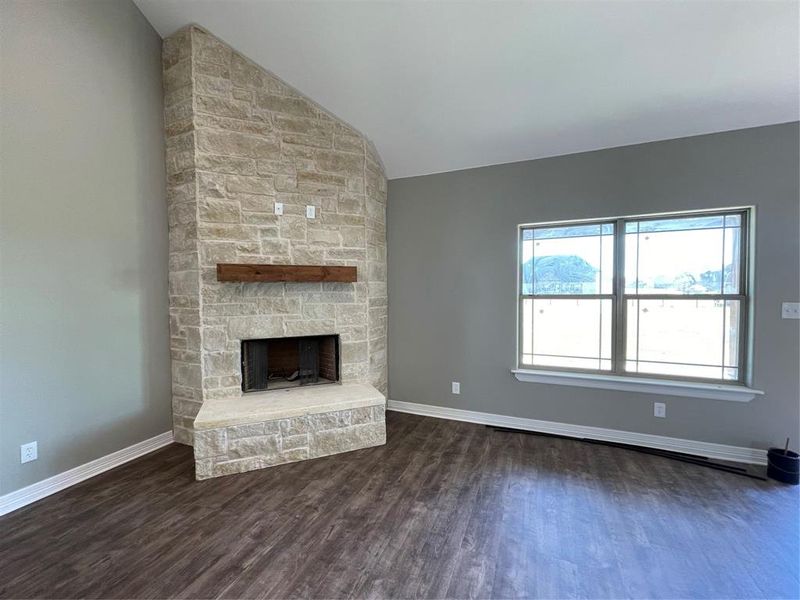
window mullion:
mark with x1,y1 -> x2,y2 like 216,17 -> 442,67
613,218 -> 627,375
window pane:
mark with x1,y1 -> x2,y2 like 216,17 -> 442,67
722,225 -> 741,294
626,298 -> 740,380
636,215 -> 724,233
625,214 -> 742,295
521,224 -> 614,295
522,298 -> 533,355
521,299 -> 612,370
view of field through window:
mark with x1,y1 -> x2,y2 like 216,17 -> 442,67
520,212 -> 745,381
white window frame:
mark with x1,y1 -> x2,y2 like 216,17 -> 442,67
512,207 -> 763,402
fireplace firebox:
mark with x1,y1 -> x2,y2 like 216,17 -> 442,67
241,335 -> 340,392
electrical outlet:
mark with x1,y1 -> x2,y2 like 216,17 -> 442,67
274,202 -> 283,216
20,441 -> 37,464
451,381 -> 460,394
782,302 -> 800,319
654,402 -> 666,418
305,205 -> 316,219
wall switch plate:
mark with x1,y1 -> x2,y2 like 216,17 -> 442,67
274,202 -> 283,216
654,402 -> 666,418
782,302 -> 800,319
21,441 -> 37,464
305,205 -> 316,219
451,381 -> 460,394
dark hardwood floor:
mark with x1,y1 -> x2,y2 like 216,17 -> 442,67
1,411 -> 798,599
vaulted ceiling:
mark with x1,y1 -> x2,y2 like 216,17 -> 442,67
134,0 -> 799,179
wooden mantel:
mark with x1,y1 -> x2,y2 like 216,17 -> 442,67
216,263 -> 357,283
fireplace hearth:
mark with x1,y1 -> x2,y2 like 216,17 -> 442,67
241,335 -> 340,393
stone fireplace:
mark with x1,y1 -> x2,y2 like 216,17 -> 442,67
162,25 -> 387,478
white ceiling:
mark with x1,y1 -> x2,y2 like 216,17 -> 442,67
134,0 -> 799,179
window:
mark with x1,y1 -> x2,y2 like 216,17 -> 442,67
519,209 -> 749,384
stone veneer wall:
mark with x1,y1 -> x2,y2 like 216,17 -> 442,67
162,26 -> 388,445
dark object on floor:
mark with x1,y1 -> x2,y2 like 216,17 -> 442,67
768,446 -> 800,484
490,426 -> 768,481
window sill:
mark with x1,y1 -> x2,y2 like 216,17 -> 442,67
511,369 -> 763,402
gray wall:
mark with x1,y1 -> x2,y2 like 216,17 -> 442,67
388,123 -> 800,450
0,0 -> 170,495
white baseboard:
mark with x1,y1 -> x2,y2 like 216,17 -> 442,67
387,400 -> 767,465
0,431 -> 174,517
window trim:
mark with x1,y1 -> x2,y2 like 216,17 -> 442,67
510,368 -> 763,402
516,207 -> 755,389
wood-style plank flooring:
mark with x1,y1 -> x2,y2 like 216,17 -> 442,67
1,412 -> 798,599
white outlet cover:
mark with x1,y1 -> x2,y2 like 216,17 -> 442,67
305,205 -> 316,219
782,302 -> 800,319
274,202 -> 283,216
451,381 -> 460,394
654,402 -> 666,418
21,441 -> 37,463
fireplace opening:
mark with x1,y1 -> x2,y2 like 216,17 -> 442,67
241,334 -> 340,392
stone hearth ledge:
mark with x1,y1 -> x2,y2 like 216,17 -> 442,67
193,383 -> 386,480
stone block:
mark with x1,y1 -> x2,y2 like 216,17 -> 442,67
228,435 -> 279,459
162,28 -> 191,69
226,175 -> 274,195
341,341 -> 368,364
302,303 -> 335,320
283,319 -> 336,337
233,87 -> 253,102
290,245 -> 325,264
337,195 -> 365,216
282,133 -> 332,149
315,150 -> 364,175
350,406 -> 374,425
282,433 -> 310,451
169,270 -> 199,296
310,422 -> 385,458
196,154 -> 256,175
194,428 -> 227,459
195,458 -> 213,479
227,422 -> 266,439
163,60 -> 192,94
307,229 -> 342,247
202,328 -> 228,352
334,133 -> 363,153
309,410 -> 351,430
257,297 -> 301,315
336,304 -> 367,326
191,28 -> 233,65
260,238 -> 290,255
197,129 -> 280,159
195,113 -> 272,136
256,93 -> 317,118
280,416 -> 309,436
198,223 -> 258,241
235,193 -> 272,212
165,100 -> 193,127
273,115 -> 332,136
199,199 -> 240,224
203,351 -> 239,377
231,52 -> 269,89
194,74 -> 232,98
194,60 -> 230,79
196,95 -> 250,120
279,448 -> 310,463
198,172 -> 226,198
279,216 -> 307,241
227,316 -> 284,339
210,457 -> 266,478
